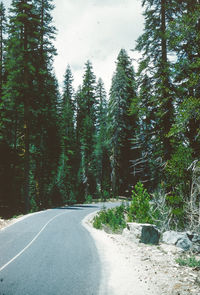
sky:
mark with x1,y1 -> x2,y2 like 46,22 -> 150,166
4,0 -> 144,93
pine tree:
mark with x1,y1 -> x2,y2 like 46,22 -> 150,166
130,73 -> 160,188
1,0 -> 60,214
95,78 -> 110,198
79,61 -> 97,200
0,2 -> 6,101
168,0 -> 200,158
108,49 -> 138,197
1,0 -> 39,213
57,65 -> 77,204
31,0 -> 60,209
136,0 -> 174,164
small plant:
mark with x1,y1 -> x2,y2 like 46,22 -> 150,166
85,195 -> 93,204
101,190 -> 109,201
176,255 -> 200,268
93,203 -> 126,232
128,182 -> 153,224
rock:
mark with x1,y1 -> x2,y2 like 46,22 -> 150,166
122,223 -> 142,243
162,231 -> 185,245
122,222 -> 160,245
140,225 -> 161,245
191,244 -> 200,253
191,233 -> 200,243
176,237 -> 192,251
162,231 -> 192,251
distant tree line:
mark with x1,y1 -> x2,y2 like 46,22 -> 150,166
0,0 -> 199,227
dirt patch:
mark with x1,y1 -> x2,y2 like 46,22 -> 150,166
83,212 -> 200,295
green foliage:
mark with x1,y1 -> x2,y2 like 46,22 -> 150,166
101,190 -> 109,201
165,144 -> 193,197
128,182 -> 153,224
165,194 -> 186,229
93,203 -> 126,232
85,195 -> 93,204
176,256 -> 200,268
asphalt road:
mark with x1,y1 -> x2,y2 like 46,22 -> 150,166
0,202 -> 120,295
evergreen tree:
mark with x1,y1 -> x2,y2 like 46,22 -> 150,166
95,78 -> 110,198
79,61 -> 97,200
31,0 -> 60,209
0,2 -> 6,101
74,85 -> 85,201
1,0 -> 39,213
58,65 -> 77,204
168,0 -> 200,158
0,0 -> 60,214
108,49 -> 138,197
136,0 -> 174,164
130,73 -> 160,188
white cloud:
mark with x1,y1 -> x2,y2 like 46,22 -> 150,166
4,0 -> 144,93
53,0 -> 144,92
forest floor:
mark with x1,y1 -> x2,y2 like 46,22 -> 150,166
83,211 -> 200,295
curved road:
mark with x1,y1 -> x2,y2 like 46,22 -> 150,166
0,203 -> 119,295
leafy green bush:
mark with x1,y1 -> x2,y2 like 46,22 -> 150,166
93,203 -> 126,232
128,182 -> 153,223
176,256 -> 200,268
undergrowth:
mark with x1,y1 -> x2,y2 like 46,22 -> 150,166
93,203 -> 126,232
93,182 -> 156,233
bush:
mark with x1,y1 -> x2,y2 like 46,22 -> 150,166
101,190 -> 109,201
93,203 -> 126,232
128,182 -> 153,224
85,195 -> 93,204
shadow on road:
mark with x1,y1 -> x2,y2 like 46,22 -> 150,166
54,204 -> 99,210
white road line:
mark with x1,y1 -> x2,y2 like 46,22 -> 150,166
0,211 -> 67,273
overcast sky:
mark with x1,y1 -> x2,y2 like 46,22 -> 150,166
4,0 -> 144,93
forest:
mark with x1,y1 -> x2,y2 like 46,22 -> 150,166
0,0 -> 200,231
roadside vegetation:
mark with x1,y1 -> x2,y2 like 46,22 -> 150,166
93,203 -> 127,233
176,255 -> 200,268
93,180 -> 199,234
93,182 -> 157,232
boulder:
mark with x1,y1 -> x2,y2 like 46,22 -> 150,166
162,231 -> 185,245
162,231 -> 192,251
176,237 -> 192,251
190,233 -> 200,253
122,223 -> 142,243
122,222 -> 160,245
140,225 -> 161,245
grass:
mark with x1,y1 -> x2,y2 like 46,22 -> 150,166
176,255 -> 200,268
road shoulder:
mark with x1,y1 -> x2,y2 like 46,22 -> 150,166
83,212 -> 200,295
83,211 -> 159,295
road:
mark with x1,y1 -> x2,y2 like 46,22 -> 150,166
0,202 -> 119,295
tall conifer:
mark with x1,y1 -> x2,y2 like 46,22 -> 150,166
108,49 -> 138,197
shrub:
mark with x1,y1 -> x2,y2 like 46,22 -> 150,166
128,182 -> 153,224
93,203 -> 126,232
85,195 -> 93,204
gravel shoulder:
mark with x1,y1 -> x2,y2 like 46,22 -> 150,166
0,216 -> 22,230
83,212 -> 200,295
